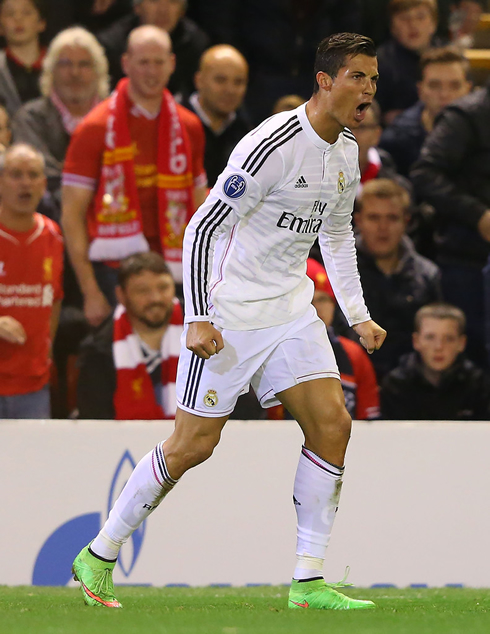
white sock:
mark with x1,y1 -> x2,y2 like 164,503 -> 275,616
293,446 -> 344,580
91,442 -> 178,560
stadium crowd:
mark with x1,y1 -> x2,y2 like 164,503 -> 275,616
1,0 -> 490,421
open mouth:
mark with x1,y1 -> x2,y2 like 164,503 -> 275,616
354,102 -> 371,122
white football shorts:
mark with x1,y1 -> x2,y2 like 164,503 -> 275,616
176,305 -> 340,417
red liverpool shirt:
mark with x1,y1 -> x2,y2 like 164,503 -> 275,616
0,214 -> 63,396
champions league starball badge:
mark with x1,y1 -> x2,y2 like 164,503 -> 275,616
223,174 -> 247,199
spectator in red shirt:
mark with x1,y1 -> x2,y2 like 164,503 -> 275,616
0,143 -> 63,418
62,25 -> 207,328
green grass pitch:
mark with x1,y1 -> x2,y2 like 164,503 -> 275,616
2,586 -> 490,634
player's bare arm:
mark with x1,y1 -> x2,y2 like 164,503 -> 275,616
61,184 -> 112,327
353,319 -> 387,354
186,321 -> 224,359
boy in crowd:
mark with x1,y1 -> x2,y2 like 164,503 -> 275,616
380,46 -> 471,176
0,144 -> 63,418
77,253 -> 182,420
381,303 -> 490,419
0,0 -> 46,117
376,0 -> 440,124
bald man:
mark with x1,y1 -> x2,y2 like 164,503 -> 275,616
0,143 -> 63,418
62,25 -> 207,328
185,44 -> 250,186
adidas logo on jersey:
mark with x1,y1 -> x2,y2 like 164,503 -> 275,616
294,176 -> 308,188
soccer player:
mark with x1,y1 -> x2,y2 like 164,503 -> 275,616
73,33 -> 386,610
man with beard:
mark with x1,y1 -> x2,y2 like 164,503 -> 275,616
76,251 -> 183,420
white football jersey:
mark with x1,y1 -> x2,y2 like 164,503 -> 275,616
183,103 -> 371,330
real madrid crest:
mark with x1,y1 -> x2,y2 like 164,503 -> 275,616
204,389 -> 218,407
338,171 -> 345,194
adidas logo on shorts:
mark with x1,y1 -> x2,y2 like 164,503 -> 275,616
294,175 -> 308,188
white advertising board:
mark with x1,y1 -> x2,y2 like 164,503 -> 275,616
1,420 -> 489,587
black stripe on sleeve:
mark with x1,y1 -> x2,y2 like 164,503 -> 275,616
190,200 -> 232,316
249,126 -> 302,177
195,202 -> 232,315
241,115 -> 298,172
245,120 -> 301,176
190,200 -> 222,315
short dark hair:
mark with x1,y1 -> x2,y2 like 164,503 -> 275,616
313,32 -> 376,93
0,0 -> 47,20
420,46 -> 471,81
414,303 -> 466,336
118,252 -> 172,289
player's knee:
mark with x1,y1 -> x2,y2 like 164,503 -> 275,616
310,402 -> 351,444
179,430 -> 221,468
336,406 -> 352,440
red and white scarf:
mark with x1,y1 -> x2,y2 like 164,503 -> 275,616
112,299 -> 183,420
88,78 -> 194,282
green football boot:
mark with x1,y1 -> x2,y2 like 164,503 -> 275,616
72,543 -> 122,608
288,578 -> 376,610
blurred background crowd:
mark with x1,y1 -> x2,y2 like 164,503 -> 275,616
2,0 -> 490,422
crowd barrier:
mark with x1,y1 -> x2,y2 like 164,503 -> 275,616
1,420 -> 489,587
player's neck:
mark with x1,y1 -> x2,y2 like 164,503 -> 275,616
0,206 -> 36,232
8,40 -> 41,67
128,83 -> 163,116
306,96 -> 343,144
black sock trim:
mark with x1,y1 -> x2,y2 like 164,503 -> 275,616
295,576 -> 324,583
88,546 -> 117,563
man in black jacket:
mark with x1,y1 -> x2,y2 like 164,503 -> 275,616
184,44 -> 250,187
381,303 -> 490,420
410,79 -> 490,368
356,178 -> 443,380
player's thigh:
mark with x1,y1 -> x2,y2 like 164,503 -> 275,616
277,376 -> 349,432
